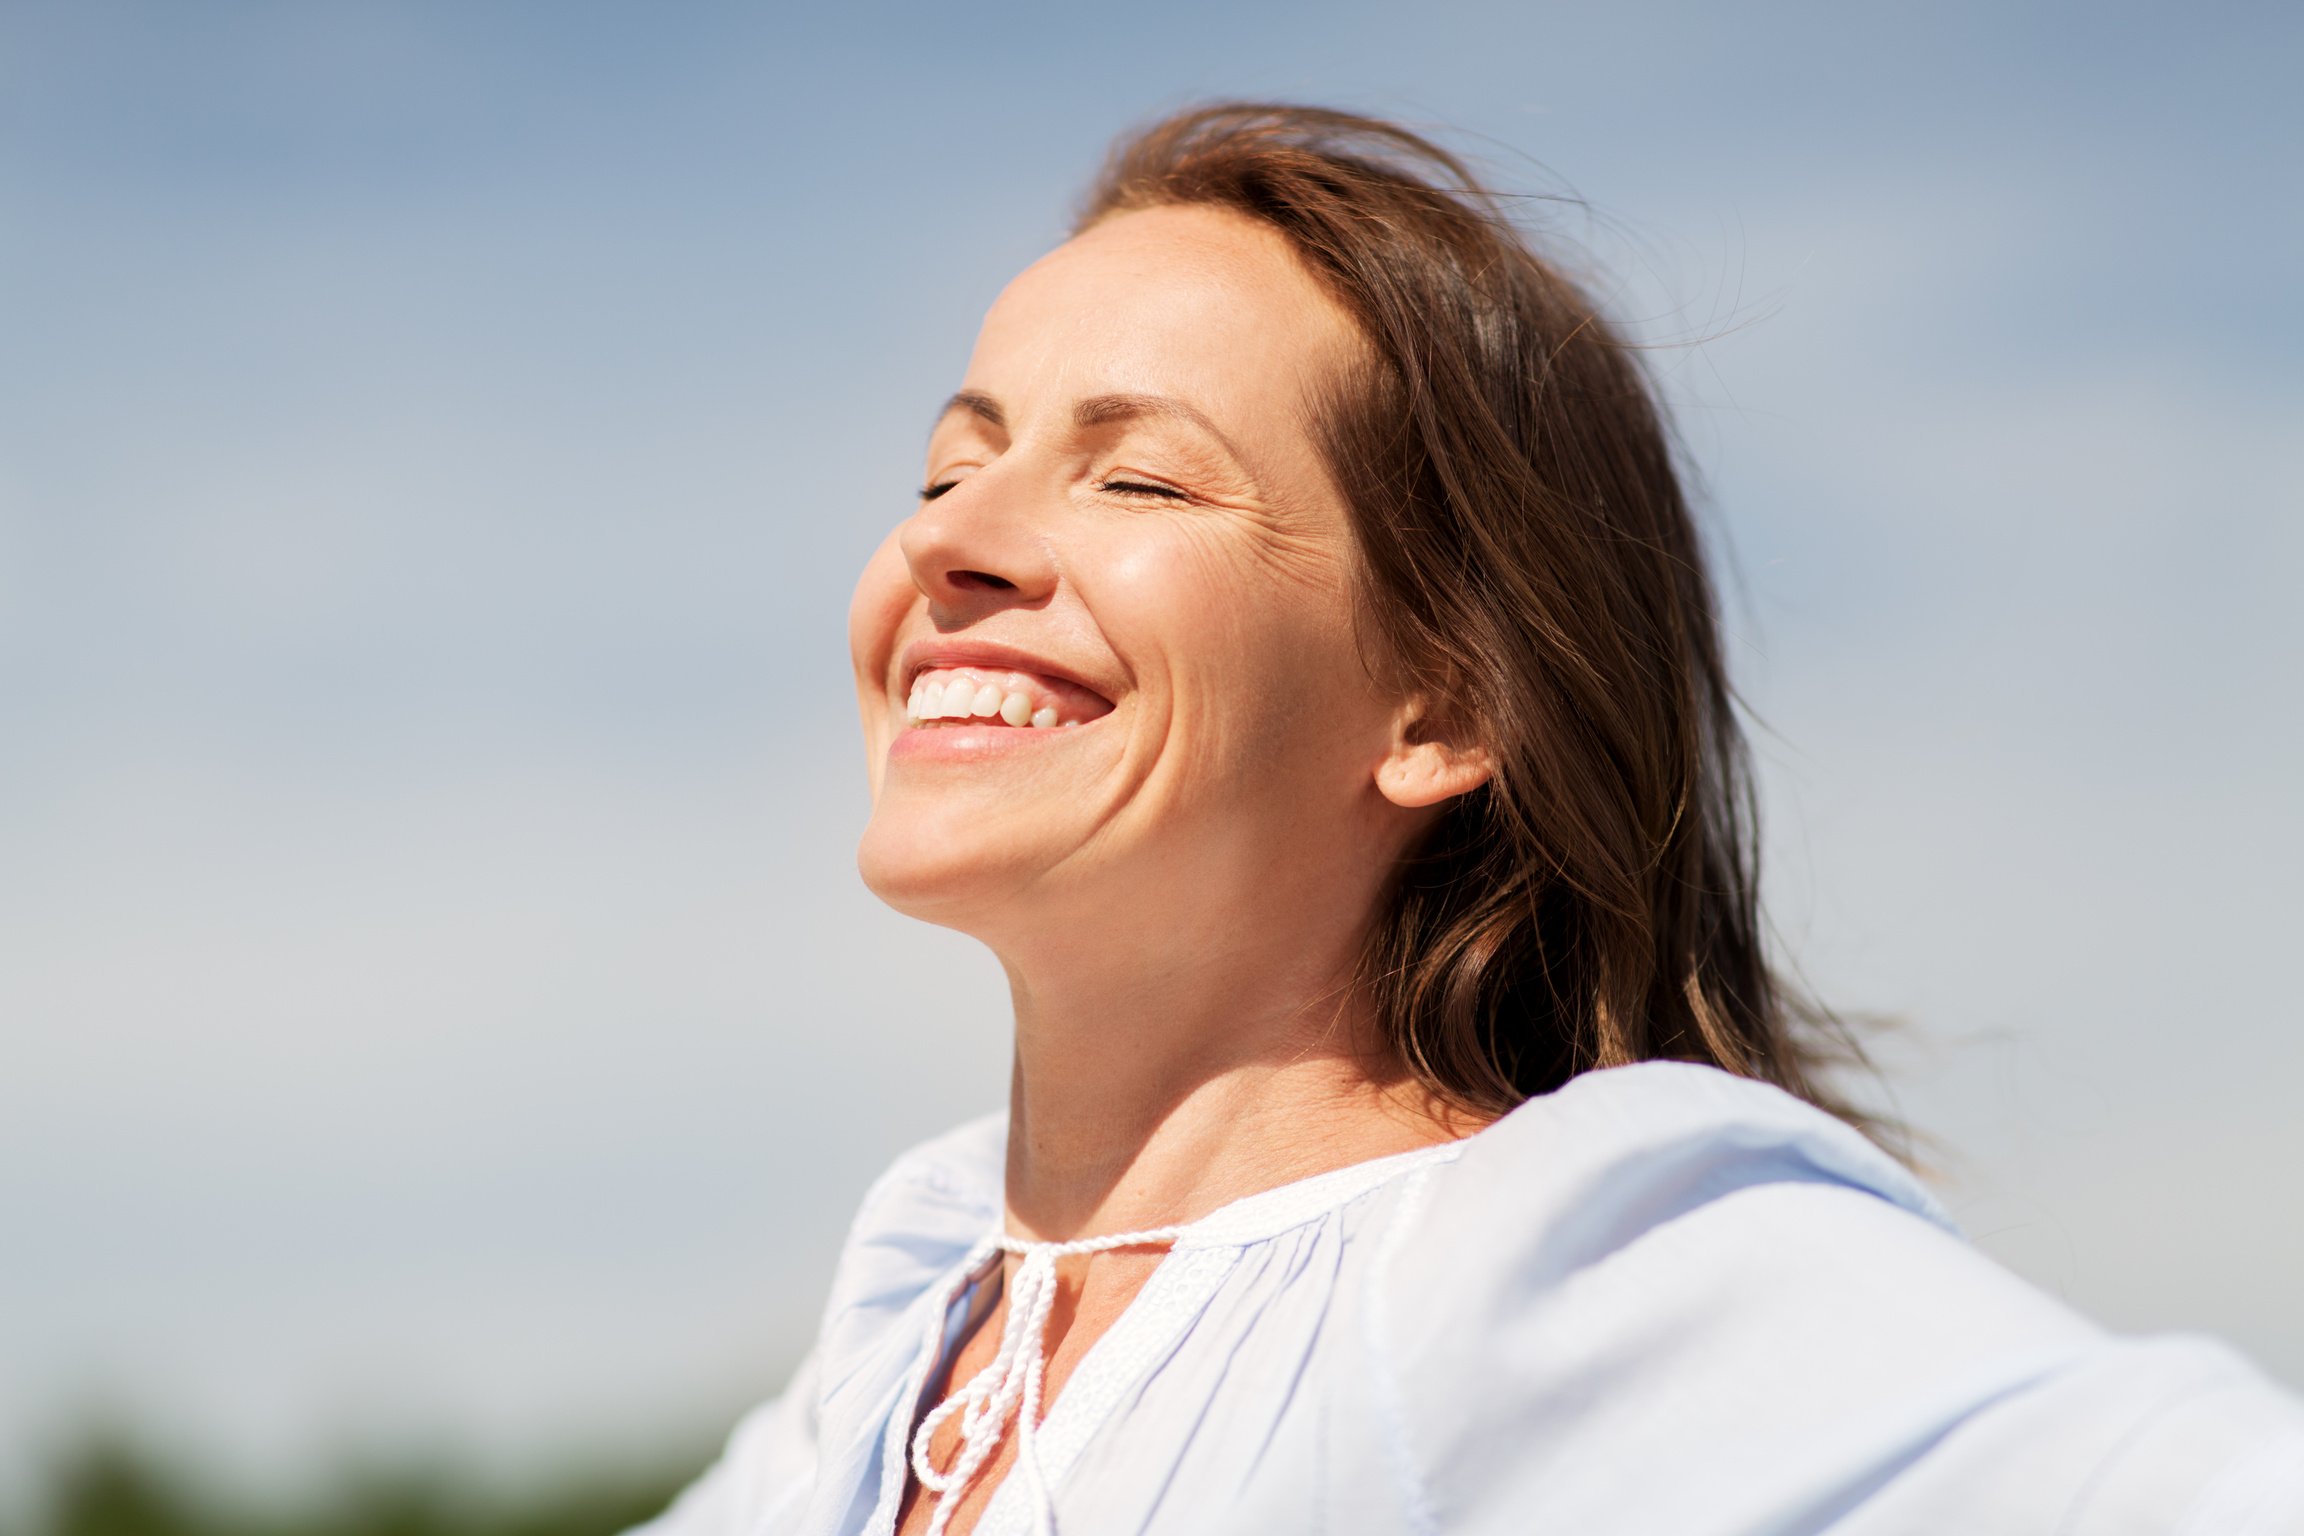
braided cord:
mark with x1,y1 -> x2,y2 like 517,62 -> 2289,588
910,1228 -> 1182,1536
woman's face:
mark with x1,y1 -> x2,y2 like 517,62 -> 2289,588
849,204 -> 1437,943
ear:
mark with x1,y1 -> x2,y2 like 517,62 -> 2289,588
1375,696 -> 1495,810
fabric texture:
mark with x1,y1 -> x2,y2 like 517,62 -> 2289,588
629,1061 -> 2304,1535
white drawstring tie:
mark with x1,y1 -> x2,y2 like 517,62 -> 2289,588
909,1227 -> 1182,1536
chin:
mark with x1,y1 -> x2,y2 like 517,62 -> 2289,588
856,804 -> 1049,933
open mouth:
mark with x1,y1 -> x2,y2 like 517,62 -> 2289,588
903,666 -> 1113,730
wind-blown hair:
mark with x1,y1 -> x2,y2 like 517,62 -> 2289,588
1078,102 -> 1883,1136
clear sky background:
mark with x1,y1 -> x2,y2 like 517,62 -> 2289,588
3,0 -> 2299,1512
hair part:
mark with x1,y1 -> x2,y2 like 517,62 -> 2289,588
1076,102 -> 1891,1142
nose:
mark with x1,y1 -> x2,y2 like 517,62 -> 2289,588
896,469 -> 1059,622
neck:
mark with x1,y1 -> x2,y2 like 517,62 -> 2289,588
991,905 -> 1480,1241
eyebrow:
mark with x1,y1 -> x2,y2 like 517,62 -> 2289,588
930,389 -> 1247,467
936,389 -> 1005,431
1070,390 -> 1240,456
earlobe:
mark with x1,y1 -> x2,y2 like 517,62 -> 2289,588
1375,702 -> 1494,809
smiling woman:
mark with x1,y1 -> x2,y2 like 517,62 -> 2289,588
851,198 -> 1464,1045
632,104 -> 2304,1536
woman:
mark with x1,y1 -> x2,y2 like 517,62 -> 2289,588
636,104 -> 2304,1535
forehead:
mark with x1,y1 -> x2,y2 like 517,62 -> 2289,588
959,204 -> 1363,444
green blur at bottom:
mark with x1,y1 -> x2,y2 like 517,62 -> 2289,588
17,1433 -> 704,1536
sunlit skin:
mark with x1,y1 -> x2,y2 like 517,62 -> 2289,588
849,204 -> 1493,1535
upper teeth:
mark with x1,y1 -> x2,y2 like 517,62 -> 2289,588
905,671 -> 1070,729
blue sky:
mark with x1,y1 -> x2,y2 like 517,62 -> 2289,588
3,0 -> 2299,1504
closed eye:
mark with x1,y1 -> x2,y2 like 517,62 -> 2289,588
1100,479 -> 1190,501
918,477 -> 1192,502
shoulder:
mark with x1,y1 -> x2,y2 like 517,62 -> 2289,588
1383,1060 -> 1963,1346
805,1112 -> 1008,1407
1381,1061 -> 2001,1417
1387,1058 -> 2097,1407
1372,1061 -> 2304,1533
1409,1057 -> 1947,1260
816,1108 -> 1005,1357
623,1115 -> 1006,1536
844,1106 -> 1007,1245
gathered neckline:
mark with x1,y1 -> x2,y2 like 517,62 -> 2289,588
988,1132 -> 1473,1255
904,1134 -> 1469,1536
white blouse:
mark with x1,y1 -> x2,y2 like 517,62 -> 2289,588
630,1062 -> 2304,1535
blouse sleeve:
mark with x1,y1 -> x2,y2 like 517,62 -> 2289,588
1372,1063 -> 2304,1534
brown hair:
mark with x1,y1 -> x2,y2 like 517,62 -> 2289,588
1078,103 -> 1884,1135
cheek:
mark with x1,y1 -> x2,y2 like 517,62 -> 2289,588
1095,525 -> 1379,760
849,531 -> 916,803
848,531 -> 913,685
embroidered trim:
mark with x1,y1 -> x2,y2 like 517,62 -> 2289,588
899,1137 -> 1467,1536
909,1228 -> 1184,1536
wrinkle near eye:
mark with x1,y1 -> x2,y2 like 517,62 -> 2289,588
1160,494 -> 1346,595
1080,415 -> 1259,497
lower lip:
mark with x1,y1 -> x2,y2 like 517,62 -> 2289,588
886,718 -> 1100,764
